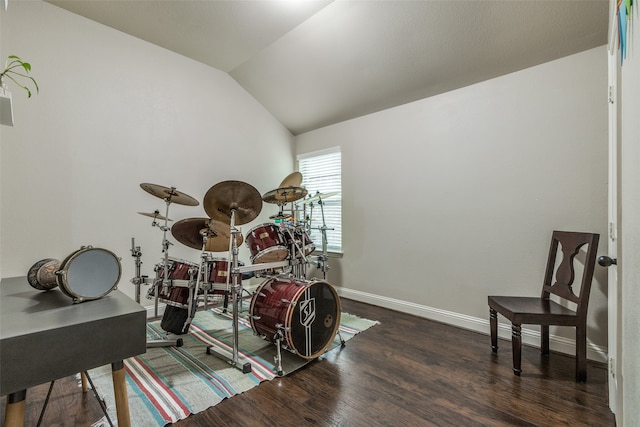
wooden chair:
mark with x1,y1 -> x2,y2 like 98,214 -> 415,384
488,230 -> 599,382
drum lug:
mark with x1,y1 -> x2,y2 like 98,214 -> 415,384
280,298 -> 296,306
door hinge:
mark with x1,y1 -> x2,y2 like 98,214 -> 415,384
608,85 -> 615,104
610,357 -> 616,378
609,222 -> 617,241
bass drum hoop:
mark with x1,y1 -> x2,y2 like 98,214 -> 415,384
56,247 -> 121,302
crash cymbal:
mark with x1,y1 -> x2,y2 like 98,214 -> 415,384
140,183 -> 199,206
279,172 -> 303,188
138,211 -> 172,221
203,180 -> 262,225
171,217 -> 243,252
262,186 -> 308,204
303,191 -> 340,204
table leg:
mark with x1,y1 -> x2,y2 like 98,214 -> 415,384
111,361 -> 131,427
81,372 -> 88,393
4,390 -> 26,427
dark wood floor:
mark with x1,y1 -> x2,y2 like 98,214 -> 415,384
1,298 -> 616,426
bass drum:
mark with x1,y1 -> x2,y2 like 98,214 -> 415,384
27,246 -> 121,303
250,277 -> 341,359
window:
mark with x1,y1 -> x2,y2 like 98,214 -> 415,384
297,147 -> 342,253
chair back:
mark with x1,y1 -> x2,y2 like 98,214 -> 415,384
541,231 -> 599,317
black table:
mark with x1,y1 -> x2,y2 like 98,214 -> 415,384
1,276 -> 146,426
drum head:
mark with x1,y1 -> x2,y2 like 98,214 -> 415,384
58,247 -> 121,301
288,281 -> 341,359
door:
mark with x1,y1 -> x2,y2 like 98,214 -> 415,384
606,1 -> 622,416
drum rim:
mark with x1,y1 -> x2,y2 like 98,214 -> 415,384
249,245 -> 289,263
247,222 -> 281,233
56,247 -> 121,301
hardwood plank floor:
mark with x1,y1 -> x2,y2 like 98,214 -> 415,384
1,298 -> 616,426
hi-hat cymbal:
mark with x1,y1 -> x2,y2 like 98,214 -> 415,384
303,191 -> 340,204
138,211 -> 172,221
171,217 -> 243,252
203,180 -> 262,225
140,183 -> 199,206
279,172 -> 303,188
262,186 -> 308,204
269,212 -> 292,220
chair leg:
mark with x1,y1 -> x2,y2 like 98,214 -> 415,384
489,308 -> 498,352
511,323 -> 522,376
541,325 -> 550,356
575,325 -> 587,382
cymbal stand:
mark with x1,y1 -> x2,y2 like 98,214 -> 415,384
149,197 -> 174,318
313,195 -> 333,280
180,231 -> 210,334
130,237 -> 143,304
206,209 -> 252,374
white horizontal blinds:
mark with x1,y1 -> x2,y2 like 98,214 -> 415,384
297,148 -> 342,252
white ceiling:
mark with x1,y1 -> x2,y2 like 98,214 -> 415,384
46,0 -> 610,135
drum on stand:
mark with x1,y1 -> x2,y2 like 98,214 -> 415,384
283,227 -> 316,258
27,246 -> 121,303
147,258 -> 199,308
205,257 -> 244,293
250,277 -> 341,359
245,223 -> 289,264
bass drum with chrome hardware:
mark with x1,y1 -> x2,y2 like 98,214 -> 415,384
249,277 -> 341,359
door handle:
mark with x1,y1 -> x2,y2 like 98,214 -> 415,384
598,256 -> 617,267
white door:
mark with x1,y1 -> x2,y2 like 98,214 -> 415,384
606,1 -> 622,417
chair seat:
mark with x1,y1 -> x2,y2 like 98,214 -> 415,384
488,296 -> 578,326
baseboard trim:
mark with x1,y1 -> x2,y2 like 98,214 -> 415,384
336,287 -> 608,363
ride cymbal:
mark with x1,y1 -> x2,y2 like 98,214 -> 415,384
279,172 -> 303,188
140,183 -> 199,206
303,191 -> 340,204
203,180 -> 262,225
138,211 -> 172,221
171,217 -> 243,252
262,186 -> 308,204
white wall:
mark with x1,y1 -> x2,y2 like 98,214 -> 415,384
297,46 -> 610,356
0,2 -> 295,303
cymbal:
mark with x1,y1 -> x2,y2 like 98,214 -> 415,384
262,186 -> 308,204
140,183 -> 199,206
171,217 -> 243,252
138,211 -> 172,221
203,180 -> 262,225
279,172 -> 303,188
269,212 -> 292,220
303,191 -> 340,204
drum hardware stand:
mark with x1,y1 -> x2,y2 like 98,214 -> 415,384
274,332 -> 285,376
37,371 -> 114,427
180,229 -> 213,334
130,237 -> 184,348
130,237 -> 143,304
206,209 -> 252,374
308,195 -> 333,280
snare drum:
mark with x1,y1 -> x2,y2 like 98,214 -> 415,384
155,258 -> 199,281
149,258 -> 199,308
204,257 -> 245,295
245,223 -> 289,264
250,277 -> 341,359
27,246 -> 121,303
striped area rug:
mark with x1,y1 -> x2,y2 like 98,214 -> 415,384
87,307 -> 378,426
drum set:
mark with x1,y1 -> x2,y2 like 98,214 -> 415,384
131,173 -> 342,375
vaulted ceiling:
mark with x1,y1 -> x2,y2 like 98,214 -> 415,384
46,0 -> 610,135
